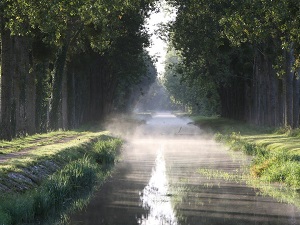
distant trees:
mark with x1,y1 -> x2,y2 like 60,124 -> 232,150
166,0 -> 300,127
163,48 -> 220,115
0,0 -> 157,140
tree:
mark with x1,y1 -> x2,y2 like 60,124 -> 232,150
166,0 -> 300,127
0,0 -> 158,140
163,48 -> 220,115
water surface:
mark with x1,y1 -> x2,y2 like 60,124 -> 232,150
70,112 -> 300,225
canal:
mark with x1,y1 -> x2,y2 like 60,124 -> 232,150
70,113 -> 300,225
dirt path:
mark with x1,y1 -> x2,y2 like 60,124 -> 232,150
0,133 -> 84,164
69,112 -> 300,225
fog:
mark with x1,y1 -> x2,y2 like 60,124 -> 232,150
70,111 -> 300,225
69,1 -> 300,223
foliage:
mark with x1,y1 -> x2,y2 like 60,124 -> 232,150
163,48 -> 220,115
113,52 -> 157,112
166,0 -> 300,127
135,78 -> 178,112
0,0 -> 158,139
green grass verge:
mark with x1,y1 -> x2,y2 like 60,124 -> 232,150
192,116 -> 300,189
0,130 -> 83,155
0,135 -> 122,224
197,168 -> 300,210
0,131 -> 110,172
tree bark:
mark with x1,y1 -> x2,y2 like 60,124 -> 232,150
13,36 -> 30,136
61,65 -> 68,129
67,67 -> 76,129
0,29 -> 14,140
49,43 -> 68,130
293,72 -> 300,128
24,37 -> 36,134
285,48 -> 294,127
35,62 -> 49,133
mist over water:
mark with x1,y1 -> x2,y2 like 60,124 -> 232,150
70,112 -> 300,225
136,113 -> 203,138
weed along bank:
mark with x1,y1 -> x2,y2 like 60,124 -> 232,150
193,116 -> 300,208
0,130 -> 122,224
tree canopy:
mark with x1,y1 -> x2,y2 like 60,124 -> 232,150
0,0 -> 157,140
165,0 -> 300,126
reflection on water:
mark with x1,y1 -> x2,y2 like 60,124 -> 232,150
68,112 -> 300,225
139,145 -> 178,225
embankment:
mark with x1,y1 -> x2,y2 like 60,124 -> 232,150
192,116 -> 300,190
0,132 -> 122,224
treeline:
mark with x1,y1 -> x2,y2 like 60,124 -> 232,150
163,49 -> 220,115
165,0 -> 300,127
0,0 -> 157,140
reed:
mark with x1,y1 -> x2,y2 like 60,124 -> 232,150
193,116 -> 300,189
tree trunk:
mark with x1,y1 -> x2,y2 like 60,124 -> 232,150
285,48 -> 294,127
67,67 -> 76,129
0,29 -> 14,140
24,37 -> 36,134
293,72 -> 300,128
49,43 -> 68,130
282,67 -> 288,126
61,65 -> 68,129
254,51 -> 261,125
35,62 -> 49,133
267,58 -> 277,127
13,36 -> 29,136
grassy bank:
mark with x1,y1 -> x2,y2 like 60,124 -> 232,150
0,130 -> 83,155
192,116 -> 300,189
0,131 -> 122,224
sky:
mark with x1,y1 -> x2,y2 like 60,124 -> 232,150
145,1 -> 176,77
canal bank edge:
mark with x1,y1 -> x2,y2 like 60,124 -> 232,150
190,116 -> 300,212
191,116 -> 300,190
0,132 -> 122,224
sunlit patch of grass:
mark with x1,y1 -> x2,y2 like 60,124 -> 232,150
229,135 -> 300,189
197,168 -> 245,183
0,130 -> 87,155
250,151 -> 300,187
0,131 -> 110,172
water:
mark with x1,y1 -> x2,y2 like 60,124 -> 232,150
139,146 -> 178,225
70,112 -> 300,225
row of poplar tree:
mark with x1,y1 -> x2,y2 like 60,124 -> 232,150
0,0 -> 157,140
164,0 -> 300,128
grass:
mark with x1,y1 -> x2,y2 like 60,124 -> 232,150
192,116 -> 300,190
0,130 -> 85,155
0,131 -> 111,174
197,168 -> 300,210
0,137 -> 122,224
0,114 -> 150,224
